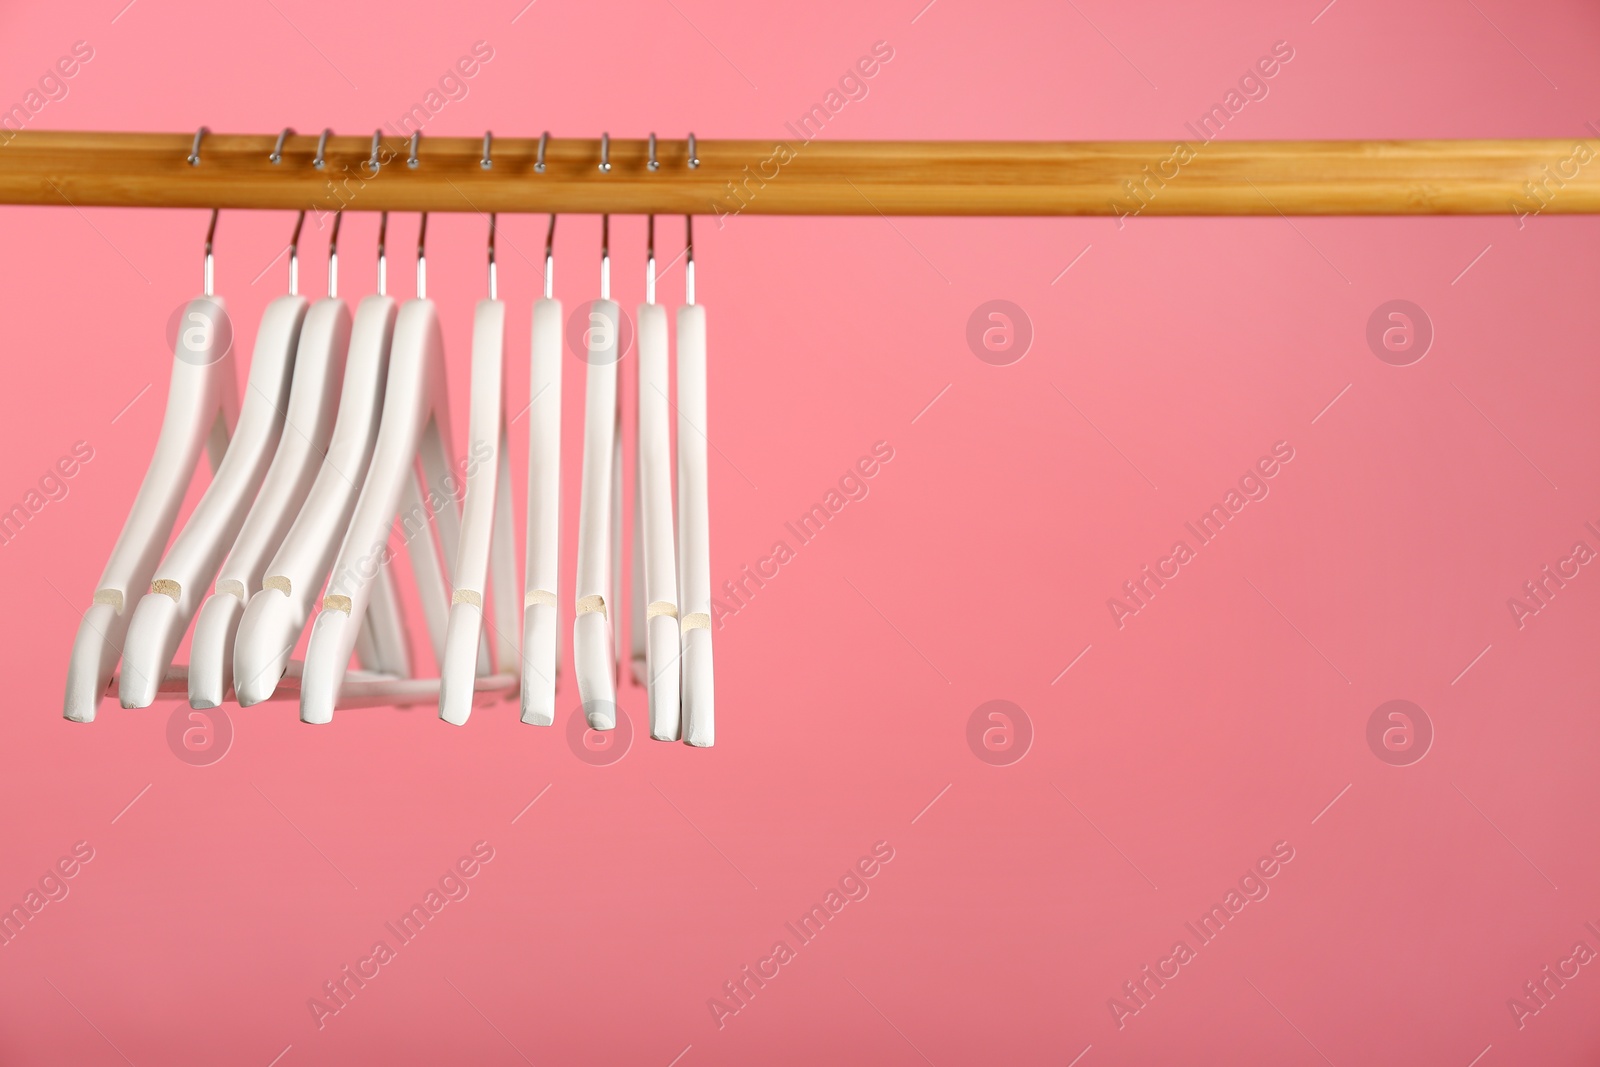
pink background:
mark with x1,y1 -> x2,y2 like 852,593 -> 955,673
2,0 -> 1599,1063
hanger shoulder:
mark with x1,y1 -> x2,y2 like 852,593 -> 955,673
302,298 -> 459,724
64,295 -> 238,722
190,297 -> 350,708
521,296 -> 564,726
119,294 -> 307,708
573,298 -> 621,728
440,298 -> 510,725
676,302 -> 714,747
234,295 -> 395,706
637,301 -> 681,741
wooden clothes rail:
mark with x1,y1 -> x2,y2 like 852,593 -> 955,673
0,131 -> 1596,216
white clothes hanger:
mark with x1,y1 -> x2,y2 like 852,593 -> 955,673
521,214 -> 563,727
634,217 -> 682,741
232,211 -> 406,705
574,215 -> 623,729
118,209 -> 307,708
63,207 -> 239,722
677,218 -> 714,747
440,211 -> 521,725
631,425 -> 647,687
301,213 -> 502,723
189,212 -> 349,708
612,409 -> 625,678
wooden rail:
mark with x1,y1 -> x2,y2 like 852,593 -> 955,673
0,131 -> 1595,216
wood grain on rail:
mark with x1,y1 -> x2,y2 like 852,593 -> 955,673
0,131 -> 1595,216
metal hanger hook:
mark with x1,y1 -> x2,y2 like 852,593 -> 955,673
203,209 -> 219,296
645,215 -> 656,305
416,212 -> 429,299
599,132 -> 611,173
408,131 -> 421,169
684,215 -> 695,305
288,210 -> 306,295
543,214 -> 556,299
368,130 -> 383,175
535,131 -> 550,174
328,211 -> 343,298
687,132 -> 699,170
648,132 -> 659,172
480,130 -> 494,170
270,126 -> 295,165
313,128 -> 333,170
377,210 -> 389,297
188,126 -> 209,167
487,213 -> 498,299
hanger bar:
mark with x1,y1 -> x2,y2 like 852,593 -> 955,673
1,131 -> 1596,215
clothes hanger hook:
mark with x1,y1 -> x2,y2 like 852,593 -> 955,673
687,132 -> 699,170
535,131 -> 550,174
270,126 -> 294,165
600,214 -> 610,300
599,132 -> 611,174
544,214 -> 556,299
480,130 -> 494,170
188,126 -> 209,167
684,215 -> 695,306
408,131 -> 421,169
288,210 -> 306,296
368,129 -> 383,175
203,209 -> 219,297
313,127 -> 332,170
648,132 -> 659,172
487,213 -> 498,300
377,210 -> 388,297
417,212 -> 429,299
328,211 -> 343,299
645,215 -> 656,306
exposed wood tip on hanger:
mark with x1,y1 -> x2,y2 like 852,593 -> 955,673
2,131 -> 1598,215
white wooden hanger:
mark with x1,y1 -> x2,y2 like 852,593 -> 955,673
634,217 -> 682,741
119,210 -> 307,708
188,212 -> 348,708
232,212 -> 408,705
63,209 -> 239,722
521,215 -> 563,726
573,215 -> 624,728
439,212 -> 521,725
301,213 -> 506,723
677,218 -> 714,746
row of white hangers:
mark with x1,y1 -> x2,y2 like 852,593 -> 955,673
62,202 -> 714,747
